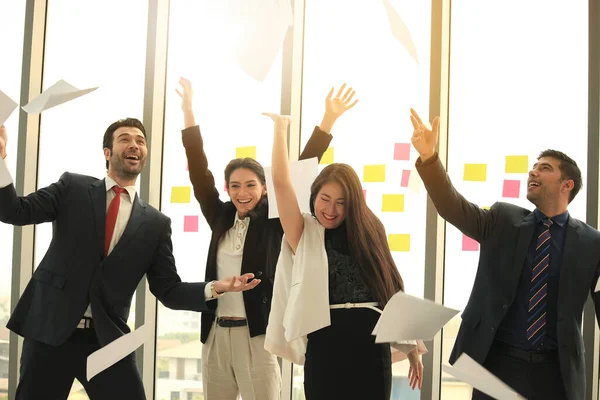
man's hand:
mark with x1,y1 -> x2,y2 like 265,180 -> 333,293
214,273 -> 261,293
410,108 -> 439,161
0,125 -> 7,159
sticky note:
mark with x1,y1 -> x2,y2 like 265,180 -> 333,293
363,189 -> 367,200
482,206 -> 490,210
185,162 -> 189,171
320,147 -> 334,165
502,180 -> 520,198
184,216 -> 199,232
382,194 -> 404,212
388,234 -> 410,251
505,156 -> 528,173
364,165 -> 386,182
463,164 -> 487,182
236,146 -> 256,159
393,143 -> 410,161
171,187 -> 191,203
224,180 -> 228,192
462,234 -> 479,251
400,170 -> 411,187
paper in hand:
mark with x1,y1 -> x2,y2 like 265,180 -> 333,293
0,90 -> 18,126
264,157 -> 318,219
372,290 -> 458,342
443,354 -> 526,399
22,80 -> 98,114
87,324 -> 151,381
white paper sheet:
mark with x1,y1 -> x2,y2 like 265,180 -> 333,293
407,167 -> 421,194
372,290 -> 458,342
595,277 -> 600,292
264,157 -> 318,219
443,354 -> 526,399
0,90 -> 18,126
234,0 -> 293,82
383,0 -> 419,63
22,80 -> 98,114
87,324 -> 151,381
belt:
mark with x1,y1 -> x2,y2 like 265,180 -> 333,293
216,318 -> 247,328
77,317 -> 94,329
492,340 -> 558,363
329,302 -> 381,313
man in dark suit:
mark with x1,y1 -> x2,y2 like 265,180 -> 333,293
409,109 -> 600,400
0,120 -> 260,399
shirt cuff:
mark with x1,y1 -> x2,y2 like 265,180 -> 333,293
204,281 -> 223,301
0,156 -> 14,188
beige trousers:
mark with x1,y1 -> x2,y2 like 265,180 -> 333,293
202,323 -> 281,400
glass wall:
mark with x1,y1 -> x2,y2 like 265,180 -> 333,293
34,0 -> 148,397
294,0 -> 431,398
0,3 -> 26,398
441,1 -> 588,398
156,1 -> 283,399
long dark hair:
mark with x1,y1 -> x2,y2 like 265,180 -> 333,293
310,163 -> 404,306
224,157 -> 268,219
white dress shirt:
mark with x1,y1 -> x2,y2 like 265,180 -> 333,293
0,156 -> 13,188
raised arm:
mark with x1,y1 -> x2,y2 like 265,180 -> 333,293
177,78 -> 224,229
299,84 -> 358,161
263,113 -> 304,253
410,109 -> 496,241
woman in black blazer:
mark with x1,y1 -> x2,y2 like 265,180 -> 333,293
176,77 -> 358,400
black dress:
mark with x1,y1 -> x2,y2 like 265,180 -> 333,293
303,223 -> 392,400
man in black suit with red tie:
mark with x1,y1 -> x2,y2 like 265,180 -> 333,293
409,109 -> 600,400
0,120 -> 260,399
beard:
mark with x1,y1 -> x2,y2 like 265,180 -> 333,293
110,154 -> 145,180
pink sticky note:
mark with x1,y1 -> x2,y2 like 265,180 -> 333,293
400,170 -> 411,187
502,180 -> 520,198
362,189 -> 367,200
462,234 -> 479,251
394,143 -> 410,161
186,162 -> 189,171
184,216 -> 199,233
224,180 -> 228,192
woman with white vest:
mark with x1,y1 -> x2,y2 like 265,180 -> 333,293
264,111 -> 426,399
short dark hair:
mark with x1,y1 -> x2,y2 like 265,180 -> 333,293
538,149 -> 582,202
103,118 -> 146,170
224,158 -> 266,187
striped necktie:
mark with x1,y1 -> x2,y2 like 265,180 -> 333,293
527,218 -> 553,346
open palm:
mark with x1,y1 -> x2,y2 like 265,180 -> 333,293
325,83 -> 358,118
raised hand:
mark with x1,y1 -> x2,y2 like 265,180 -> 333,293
176,77 -> 193,112
410,108 -> 439,161
407,349 -> 424,390
262,112 -> 292,133
214,273 -> 261,293
0,125 -> 7,159
325,83 -> 358,119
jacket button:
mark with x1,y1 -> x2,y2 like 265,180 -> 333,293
502,304 -> 508,309
491,327 -> 495,333
262,297 -> 268,304
257,271 -> 263,277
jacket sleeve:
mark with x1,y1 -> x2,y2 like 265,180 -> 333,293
298,126 -> 333,162
181,125 -> 224,230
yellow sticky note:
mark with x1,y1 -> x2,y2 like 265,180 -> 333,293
388,234 -> 410,252
382,194 -> 404,212
482,205 -> 490,210
364,165 -> 386,182
505,155 -> 529,173
463,164 -> 487,182
171,186 -> 191,203
320,147 -> 334,165
236,146 -> 256,159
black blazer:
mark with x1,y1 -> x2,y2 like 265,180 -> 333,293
0,172 -> 209,347
181,125 -> 332,343
416,154 -> 600,400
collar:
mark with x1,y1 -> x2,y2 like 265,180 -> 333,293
105,176 -> 137,201
534,208 -> 569,227
233,211 -> 250,227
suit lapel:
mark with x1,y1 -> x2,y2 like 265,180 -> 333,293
109,194 -> 147,257
511,213 -> 536,277
558,217 -> 580,302
89,179 -> 107,258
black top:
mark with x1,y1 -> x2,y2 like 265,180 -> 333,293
325,223 -> 374,304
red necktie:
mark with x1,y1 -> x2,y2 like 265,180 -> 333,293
105,186 -> 126,256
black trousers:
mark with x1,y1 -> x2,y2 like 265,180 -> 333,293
16,327 -> 145,400
304,308 -> 391,400
472,341 -> 567,400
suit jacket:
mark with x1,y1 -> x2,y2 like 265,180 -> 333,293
416,154 -> 600,400
0,172 -> 209,347
181,125 -> 332,343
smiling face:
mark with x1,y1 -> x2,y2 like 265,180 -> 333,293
526,156 -> 574,208
313,181 -> 346,229
104,126 -> 147,182
227,167 -> 266,218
